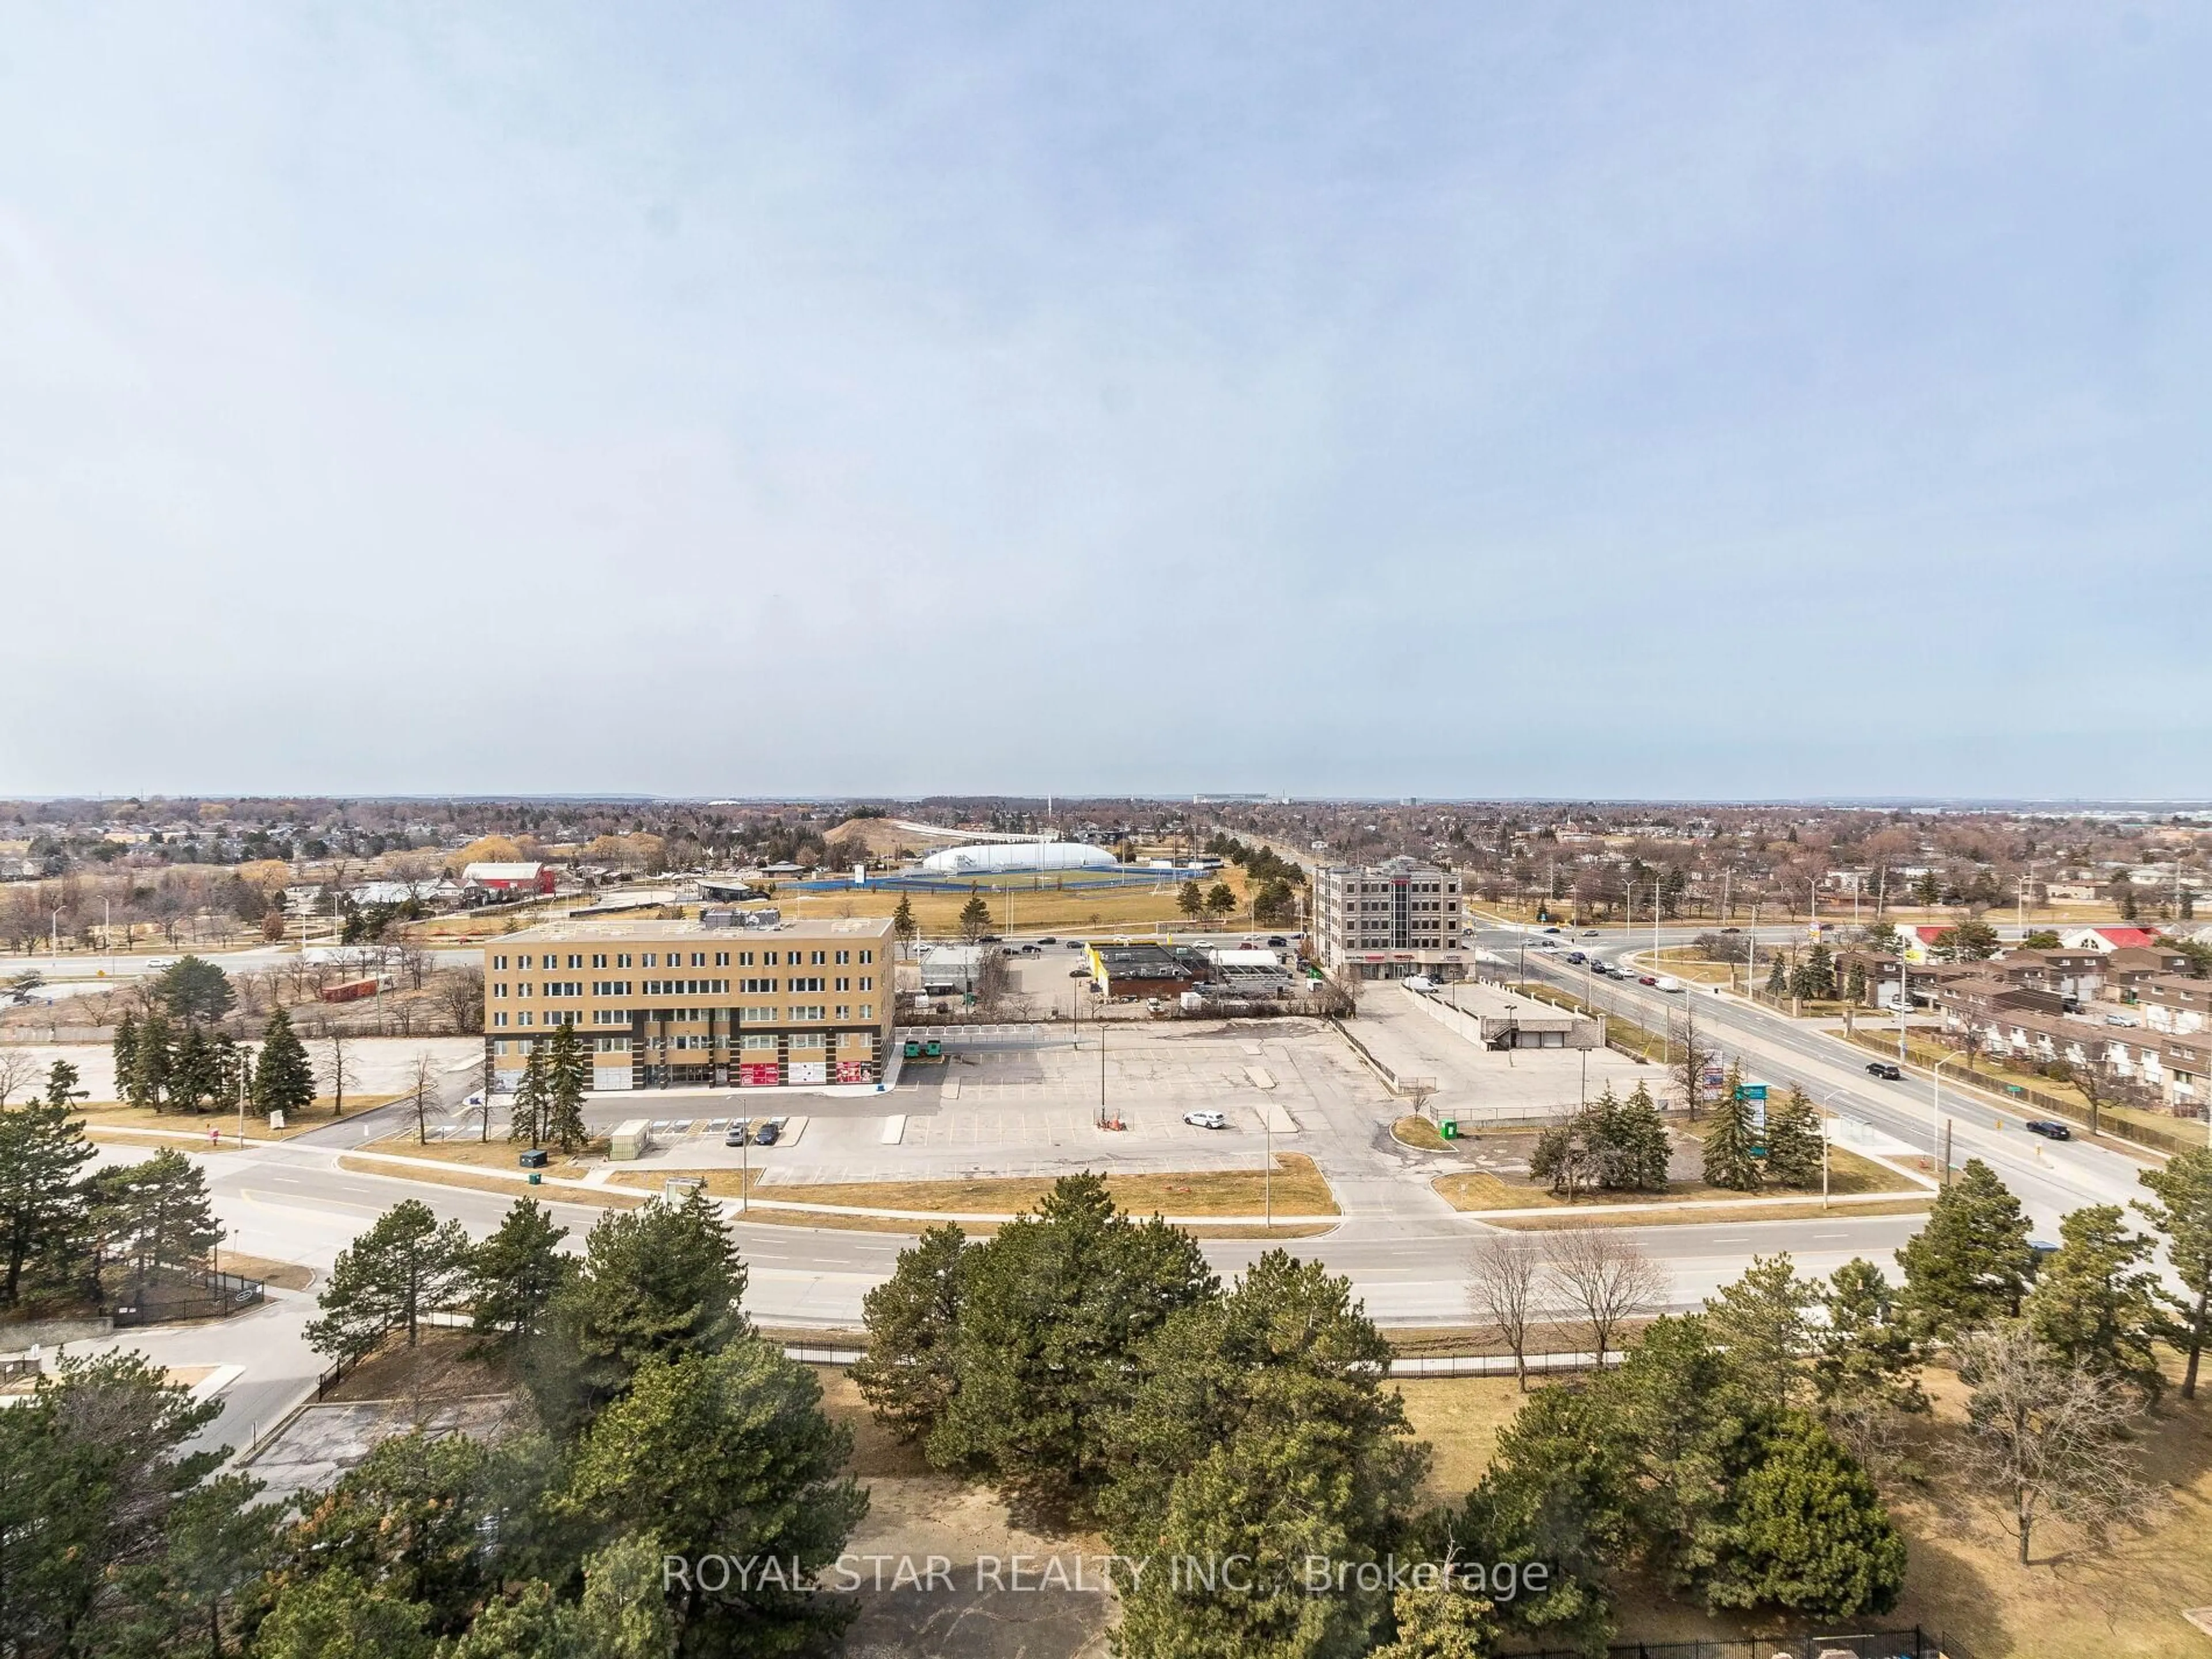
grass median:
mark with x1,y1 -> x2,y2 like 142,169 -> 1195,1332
610,1153 -> 1338,1222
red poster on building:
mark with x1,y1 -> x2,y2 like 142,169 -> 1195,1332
738,1062 -> 781,1088
835,1060 -> 870,1084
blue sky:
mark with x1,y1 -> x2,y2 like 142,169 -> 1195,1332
2,5 -> 2206,800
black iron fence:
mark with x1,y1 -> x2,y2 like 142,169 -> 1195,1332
108,1268 -> 264,1328
1518,1629 -> 1967,1659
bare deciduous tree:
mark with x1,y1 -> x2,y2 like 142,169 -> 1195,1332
0,1050 -> 39,1107
408,1048 -> 440,1146
1544,1226 -> 1668,1368
1402,1081 -> 1437,1120
439,967 -> 485,1034
1469,1232 -> 1551,1391
1950,1321 -> 2157,1566
319,1025 -> 360,1118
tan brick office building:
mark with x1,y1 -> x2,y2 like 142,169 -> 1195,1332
483,916 -> 895,1093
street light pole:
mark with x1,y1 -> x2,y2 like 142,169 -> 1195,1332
1931,1050 -> 1964,1185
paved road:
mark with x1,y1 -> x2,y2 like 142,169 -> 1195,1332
1479,923 -> 2152,1236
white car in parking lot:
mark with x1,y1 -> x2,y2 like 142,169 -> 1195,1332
1183,1109 -> 1228,1130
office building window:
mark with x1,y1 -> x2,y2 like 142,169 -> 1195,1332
617,953 -> 632,968
594,1036 -> 629,1053
790,1005 -> 825,1021
859,976 -> 873,992
834,977 -> 850,993
740,1006 -> 776,1024
860,949 -> 873,964
691,952 -> 705,967
835,949 -> 850,965
714,952 -> 729,967
493,1012 -> 508,1028
517,1011 -> 533,1026
592,953 -> 607,969
835,1005 -> 850,1020
859,1003 -> 872,1020
493,955 -> 508,971
741,1034 -> 776,1051
810,950 -> 826,965
516,983 -> 533,997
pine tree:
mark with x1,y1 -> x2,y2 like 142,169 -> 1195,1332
0,1070 -> 95,1306
1591,1084 -> 1671,1191
510,1044 -> 550,1148
1704,1253 -> 1820,1411
2135,1147 -> 2212,1397
92,1149 -> 221,1304
1763,1085 -> 1824,1190
1764,953 -> 1788,997
2025,1203 -> 2164,1401
468,1196 -> 574,1351
891,893 -> 917,944
544,1022 -> 589,1152
1176,879 -> 1203,919
169,1024 -> 218,1115
1844,961 -> 1869,1004
1895,1158 -> 2033,1339
250,1009 -> 315,1121
957,890 -> 992,942
111,1012 -> 140,1104
1702,1071 -> 1763,1192
306,1199 -> 474,1358
1815,1258 -> 1927,1422
131,1008 -> 175,1111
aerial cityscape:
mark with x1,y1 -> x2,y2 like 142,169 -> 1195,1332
5,9 -> 2211,1659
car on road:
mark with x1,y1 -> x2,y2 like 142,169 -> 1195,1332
1581,929 -> 1600,937
2024,1119 -> 2074,1141
1542,926 -> 1563,934
1865,1061 -> 1904,1081
1183,1109 -> 1228,1129
1266,935 -> 1287,946
1065,939 -> 1085,949
1720,926 -> 1741,934
752,1120 -> 781,1146
1068,967 -> 1090,978
1654,976 -> 1683,993
1566,951 -> 1586,964
1637,975 -> 1658,986
979,934 -> 1002,943
2104,1013 -> 2137,1027
1039,935 -> 1057,944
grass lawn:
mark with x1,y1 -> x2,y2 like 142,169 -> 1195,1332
1392,1115 -> 1451,1150
359,1130 -> 608,1177
1627,946 -> 1738,986
1395,1376 -> 1527,1507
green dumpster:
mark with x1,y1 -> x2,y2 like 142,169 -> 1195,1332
925,1039 -> 942,1059
527,1171 -> 541,1185
1440,1120 -> 1457,1140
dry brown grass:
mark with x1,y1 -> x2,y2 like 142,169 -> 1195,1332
1392,1115 -> 1452,1151
1395,1376 -> 1528,1508
1383,1352 -> 2212,1657
1479,1196 -> 1936,1231
319,1327 -> 513,1403
643,1155 -> 1338,1219
74,1102 -> 368,1143
359,1131 -> 605,1179
1434,1137 -> 1921,1216
336,1153 -> 646,1209
210,1252 -> 314,1291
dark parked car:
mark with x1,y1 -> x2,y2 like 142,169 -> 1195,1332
1865,1061 -> 1903,1081
752,1120 -> 781,1146
1266,935 -> 1287,946
1069,967 -> 1090,978
1065,939 -> 1085,949
1039,935 -> 1057,944
2024,1119 -> 2073,1141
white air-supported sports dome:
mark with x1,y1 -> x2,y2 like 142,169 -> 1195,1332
918,842 -> 1119,875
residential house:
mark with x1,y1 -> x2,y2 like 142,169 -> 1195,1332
1836,948 -> 1906,1009
2139,976 -> 2210,1038
2104,945 -> 2192,1000
1934,976 -> 2064,1043
1992,948 -> 2104,1005
2058,925 -> 2160,955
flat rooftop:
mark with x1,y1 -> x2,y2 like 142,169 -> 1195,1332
498,915 -> 893,942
